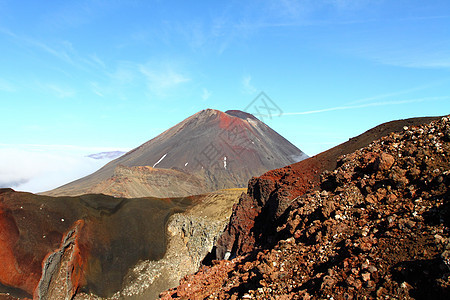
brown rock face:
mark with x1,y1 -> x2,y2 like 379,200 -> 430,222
44,109 -> 308,198
161,115 -> 449,299
374,152 -> 395,171
35,220 -> 86,299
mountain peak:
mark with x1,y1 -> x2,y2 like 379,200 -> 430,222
45,109 -> 308,198
198,108 -> 221,115
225,110 -> 258,121
193,109 -> 257,121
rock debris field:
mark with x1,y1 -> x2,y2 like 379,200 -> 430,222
161,116 -> 450,299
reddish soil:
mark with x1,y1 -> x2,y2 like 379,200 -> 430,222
0,199 -> 38,295
161,115 -> 449,299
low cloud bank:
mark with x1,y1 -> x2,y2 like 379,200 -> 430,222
0,145 -> 127,193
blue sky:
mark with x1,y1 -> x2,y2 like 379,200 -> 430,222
0,0 -> 449,192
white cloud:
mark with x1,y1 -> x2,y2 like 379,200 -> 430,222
202,88 -> 212,101
0,144 -> 129,193
46,83 -> 76,98
348,80 -> 450,105
88,53 -> 106,69
41,1 -> 127,32
110,63 -> 136,85
139,63 -> 190,96
358,41 -> 450,69
0,78 -> 16,92
33,81 -> 76,98
242,75 -> 257,94
332,14 -> 450,69
267,0 -> 309,19
184,21 -> 207,50
90,81 -> 105,97
88,61 -> 138,99
85,60 -> 191,99
0,26 -> 97,71
282,96 -> 450,116
326,0 -> 373,10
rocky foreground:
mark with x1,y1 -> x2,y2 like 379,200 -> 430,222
161,116 -> 450,299
0,189 -> 243,300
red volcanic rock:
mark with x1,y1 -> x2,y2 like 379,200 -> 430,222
0,200 -> 39,295
374,152 -> 395,171
160,259 -> 241,300
161,116 -> 450,299
215,116 -> 441,259
215,193 -> 261,260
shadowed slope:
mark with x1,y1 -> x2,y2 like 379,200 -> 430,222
0,189 -> 194,298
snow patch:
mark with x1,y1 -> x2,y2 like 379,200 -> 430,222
153,153 -> 167,168
223,156 -> 227,169
185,162 -> 188,167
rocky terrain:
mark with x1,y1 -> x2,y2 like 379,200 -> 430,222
0,189 -> 243,300
44,109 -> 307,198
215,116 -> 441,260
74,189 -> 244,300
161,115 -> 449,299
2,114 -> 446,300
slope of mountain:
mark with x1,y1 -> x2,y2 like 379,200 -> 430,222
44,109 -> 307,198
161,116 -> 449,299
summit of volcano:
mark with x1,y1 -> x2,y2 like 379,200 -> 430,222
44,109 -> 308,198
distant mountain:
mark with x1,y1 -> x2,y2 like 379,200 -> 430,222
44,109 -> 308,198
87,151 -> 126,160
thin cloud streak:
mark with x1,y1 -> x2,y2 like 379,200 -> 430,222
202,88 -> 212,101
0,78 -> 16,92
242,75 -> 257,94
139,64 -> 190,96
0,27 -> 74,64
0,26 -> 106,73
282,96 -> 449,116
46,83 -> 76,98
348,79 -> 450,104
